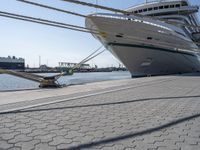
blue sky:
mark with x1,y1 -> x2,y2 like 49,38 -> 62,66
0,0 -> 199,67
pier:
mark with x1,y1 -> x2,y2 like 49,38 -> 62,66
1,0 -> 200,149
0,74 -> 200,150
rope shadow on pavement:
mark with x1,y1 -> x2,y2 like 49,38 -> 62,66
62,113 -> 200,150
1,95 -> 200,115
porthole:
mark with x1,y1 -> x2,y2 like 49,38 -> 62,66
116,34 -> 123,38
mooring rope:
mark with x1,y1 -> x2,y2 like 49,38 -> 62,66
17,0 -> 86,18
53,47 -> 106,79
61,0 -> 131,14
0,11 -> 99,34
72,46 -> 103,69
16,0 -> 200,30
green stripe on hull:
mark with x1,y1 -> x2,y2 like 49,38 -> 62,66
108,43 -> 196,57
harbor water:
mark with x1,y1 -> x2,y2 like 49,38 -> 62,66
0,71 -> 131,91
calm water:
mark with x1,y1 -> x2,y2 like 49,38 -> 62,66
0,71 -> 131,91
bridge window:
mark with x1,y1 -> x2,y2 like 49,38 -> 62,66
164,5 -> 169,9
134,11 -> 138,13
170,5 -> 175,8
182,2 -> 188,6
175,4 -> 180,8
138,9 -> 142,13
154,7 -> 158,10
143,8 -> 147,12
159,6 -> 164,9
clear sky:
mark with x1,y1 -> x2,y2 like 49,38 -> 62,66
0,0 -> 199,68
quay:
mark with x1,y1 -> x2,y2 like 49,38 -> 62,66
0,74 -> 200,150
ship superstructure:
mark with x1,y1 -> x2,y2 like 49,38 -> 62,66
86,0 -> 200,77
127,0 -> 200,45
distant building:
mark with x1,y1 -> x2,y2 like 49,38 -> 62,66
58,62 -> 91,69
39,65 -> 50,71
0,56 -> 25,70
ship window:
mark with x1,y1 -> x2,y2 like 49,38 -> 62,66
143,8 -> 147,12
159,6 -> 164,9
170,5 -> 175,8
154,7 -> 158,10
164,5 -> 169,9
147,37 -> 153,40
138,9 -> 142,13
148,8 -> 153,11
175,4 -> 180,8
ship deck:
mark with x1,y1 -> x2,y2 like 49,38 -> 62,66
0,73 -> 200,150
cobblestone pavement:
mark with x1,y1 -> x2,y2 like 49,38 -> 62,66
0,75 -> 200,150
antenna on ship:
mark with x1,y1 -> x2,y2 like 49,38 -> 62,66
96,0 -> 98,12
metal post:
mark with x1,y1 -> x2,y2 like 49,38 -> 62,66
39,55 -> 41,67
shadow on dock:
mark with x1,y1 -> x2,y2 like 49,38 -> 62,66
64,113 -> 200,150
1,94 -> 200,115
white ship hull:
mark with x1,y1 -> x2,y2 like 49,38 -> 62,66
86,14 -> 200,77
108,43 -> 200,77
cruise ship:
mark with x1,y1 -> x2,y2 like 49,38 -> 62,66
86,0 -> 200,77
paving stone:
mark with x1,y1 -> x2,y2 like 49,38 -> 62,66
46,124 -> 63,130
34,133 -> 57,143
65,130 -> 85,138
35,143 -> 56,150
8,147 -> 21,150
0,132 -> 20,140
49,136 -> 73,146
8,134 -> 32,143
156,146 -> 169,150
27,129 -> 49,137
0,128 -> 14,134
56,141 -> 82,149
17,126 -> 35,134
50,128 -> 70,136
10,123 -> 28,130
133,141 -> 158,150
124,147 -> 137,150
179,144 -> 199,150
100,144 -> 124,150
15,140 -> 40,150
0,140 -> 13,149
